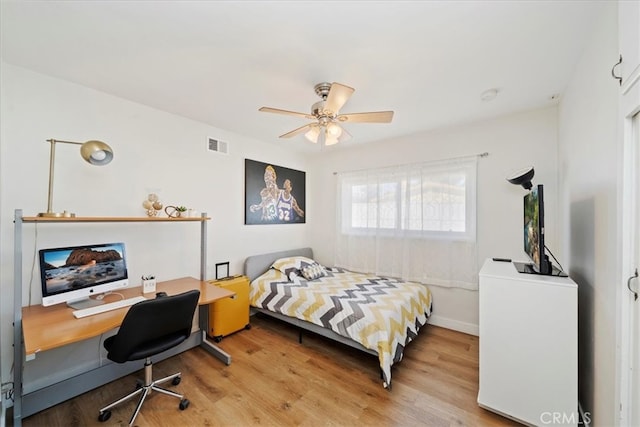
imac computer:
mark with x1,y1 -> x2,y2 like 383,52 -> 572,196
39,242 -> 129,309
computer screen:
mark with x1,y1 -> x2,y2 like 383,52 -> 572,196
522,184 -> 551,275
39,242 -> 129,308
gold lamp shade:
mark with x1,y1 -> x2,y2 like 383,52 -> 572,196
80,140 -> 114,165
38,138 -> 114,217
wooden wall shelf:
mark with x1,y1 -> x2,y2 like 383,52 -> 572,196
21,216 -> 211,223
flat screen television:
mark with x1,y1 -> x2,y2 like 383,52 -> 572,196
514,184 -> 553,275
39,242 -> 129,309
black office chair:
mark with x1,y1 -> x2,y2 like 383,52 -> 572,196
98,289 -> 200,425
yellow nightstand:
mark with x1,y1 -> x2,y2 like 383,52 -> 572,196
207,275 -> 251,342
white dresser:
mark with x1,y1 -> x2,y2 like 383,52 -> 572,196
478,258 -> 578,426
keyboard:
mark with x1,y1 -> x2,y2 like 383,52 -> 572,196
72,296 -> 147,319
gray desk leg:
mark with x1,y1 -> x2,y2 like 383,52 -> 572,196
197,305 -> 231,365
199,331 -> 232,365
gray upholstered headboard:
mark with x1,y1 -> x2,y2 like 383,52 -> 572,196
244,247 -> 313,281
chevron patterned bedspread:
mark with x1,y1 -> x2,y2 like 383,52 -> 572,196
250,266 -> 433,388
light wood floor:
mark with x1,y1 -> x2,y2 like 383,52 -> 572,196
20,314 -> 519,427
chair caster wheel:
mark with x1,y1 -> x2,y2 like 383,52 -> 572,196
213,335 -> 222,343
179,398 -> 190,410
98,410 -> 111,422
172,376 -> 181,386
245,324 -> 252,330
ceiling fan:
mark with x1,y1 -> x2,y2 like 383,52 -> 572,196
259,82 -> 394,146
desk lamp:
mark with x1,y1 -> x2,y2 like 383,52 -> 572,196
38,138 -> 114,218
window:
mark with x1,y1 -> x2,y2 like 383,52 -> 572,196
335,156 -> 478,290
340,158 -> 476,240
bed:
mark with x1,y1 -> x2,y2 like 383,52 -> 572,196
244,247 -> 433,388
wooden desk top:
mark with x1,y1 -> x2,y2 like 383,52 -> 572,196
21,277 -> 234,357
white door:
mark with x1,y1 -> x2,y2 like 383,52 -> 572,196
630,111 -> 640,427
619,2 -> 640,421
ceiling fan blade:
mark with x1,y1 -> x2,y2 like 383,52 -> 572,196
324,82 -> 355,115
259,107 -> 314,120
280,123 -> 313,138
337,111 -> 394,123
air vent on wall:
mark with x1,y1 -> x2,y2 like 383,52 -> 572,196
207,137 -> 229,154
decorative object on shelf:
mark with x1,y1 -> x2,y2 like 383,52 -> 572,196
164,205 -> 187,218
38,138 -> 114,218
506,166 -> 535,190
245,159 -> 306,225
142,193 -> 163,217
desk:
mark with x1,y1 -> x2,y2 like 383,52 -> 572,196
19,277 -> 235,419
22,277 -> 233,357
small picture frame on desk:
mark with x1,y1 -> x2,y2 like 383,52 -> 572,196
215,262 -> 229,280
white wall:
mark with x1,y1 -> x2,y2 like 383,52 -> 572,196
557,1 -> 619,425
310,107 -> 560,334
0,63 -> 312,392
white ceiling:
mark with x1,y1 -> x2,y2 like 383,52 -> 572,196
0,1 -> 604,151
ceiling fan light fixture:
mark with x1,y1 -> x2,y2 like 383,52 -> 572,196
325,134 -> 339,146
304,125 -> 320,143
326,122 -> 342,138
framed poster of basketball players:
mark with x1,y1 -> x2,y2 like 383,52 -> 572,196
245,159 -> 306,225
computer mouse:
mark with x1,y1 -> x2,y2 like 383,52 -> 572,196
155,291 -> 168,298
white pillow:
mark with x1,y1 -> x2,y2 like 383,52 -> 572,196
271,256 -> 317,276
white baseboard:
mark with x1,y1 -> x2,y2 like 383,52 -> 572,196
429,314 -> 479,336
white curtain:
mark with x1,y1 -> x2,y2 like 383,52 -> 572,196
335,156 -> 478,290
